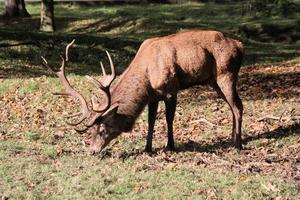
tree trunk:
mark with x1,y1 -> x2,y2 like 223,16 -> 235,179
18,0 -> 31,17
40,0 -> 55,32
3,0 -> 30,18
4,0 -> 18,17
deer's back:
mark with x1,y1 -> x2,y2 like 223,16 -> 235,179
134,30 -> 243,93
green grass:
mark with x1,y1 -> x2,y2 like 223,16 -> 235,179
0,143 -> 298,199
1,2 -> 300,199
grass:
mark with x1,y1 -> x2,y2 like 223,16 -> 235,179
1,143 -> 299,199
1,2 -> 300,199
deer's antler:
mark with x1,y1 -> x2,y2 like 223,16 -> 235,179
41,40 -> 91,131
42,41 -> 117,132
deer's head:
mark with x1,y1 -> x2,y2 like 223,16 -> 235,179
42,40 -> 120,154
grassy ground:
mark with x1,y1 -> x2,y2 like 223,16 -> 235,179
0,2 -> 300,199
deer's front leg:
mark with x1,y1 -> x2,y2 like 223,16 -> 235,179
145,101 -> 159,152
164,94 -> 177,151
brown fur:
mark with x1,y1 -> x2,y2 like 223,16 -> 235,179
90,30 -> 244,154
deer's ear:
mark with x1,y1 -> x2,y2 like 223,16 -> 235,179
102,105 -> 119,118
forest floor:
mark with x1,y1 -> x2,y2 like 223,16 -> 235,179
0,2 -> 300,199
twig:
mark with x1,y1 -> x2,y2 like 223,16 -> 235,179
0,42 -> 39,48
257,115 -> 300,122
257,116 -> 281,122
279,109 -> 287,122
190,118 -> 219,127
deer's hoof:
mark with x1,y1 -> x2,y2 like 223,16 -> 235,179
165,145 -> 175,152
234,140 -> 242,151
235,144 -> 242,152
145,146 -> 153,153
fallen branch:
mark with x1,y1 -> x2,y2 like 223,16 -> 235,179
0,42 -> 39,48
257,115 -> 300,122
190,118 -> 219,127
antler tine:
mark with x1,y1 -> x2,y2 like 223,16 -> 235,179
66,112 -> 82,118
100,62 -> 106,76
85,75 -> 105,90
105,50 -> 116,86
84,51 -> 116,112
41,56 -> 56,73
41,56 -> 49,67
65,39 -> 75,61
41,39 -> 75,72
85,77 -> 111,112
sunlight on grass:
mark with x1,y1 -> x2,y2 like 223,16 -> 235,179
0,147 -> 298,199
1,2 -> 299,199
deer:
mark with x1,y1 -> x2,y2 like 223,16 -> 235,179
42,30 -> 244,154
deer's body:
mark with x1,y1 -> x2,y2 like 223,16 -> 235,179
92,30 -> 244,152
46,30 -> 244,154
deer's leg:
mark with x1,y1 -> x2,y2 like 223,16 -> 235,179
215,74 -> 243,150
145,101 -> 159,152
210,81 -> 235,134
164,95 -> 177,151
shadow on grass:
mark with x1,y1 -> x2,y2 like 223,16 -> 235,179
0,16 -> 89,32
1,30 -> 300,77
178,70 -> 300,101
0,29 -> 140,78
1,28 -> 299,79
175,123 -> 300,153
113,123 -> 299,160
1,2 -> 300,79
239,71 -> 300,100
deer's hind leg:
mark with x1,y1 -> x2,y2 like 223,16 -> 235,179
212,73 -> 243,150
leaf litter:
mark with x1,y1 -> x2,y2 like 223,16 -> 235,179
0,61 -> 299,190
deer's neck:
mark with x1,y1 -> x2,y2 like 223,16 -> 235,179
111,65 -> 150,131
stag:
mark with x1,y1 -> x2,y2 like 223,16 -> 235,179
42,30 -> 244,154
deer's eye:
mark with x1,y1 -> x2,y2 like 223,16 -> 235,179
99,124 -> 111,139
99,124 -> 106,135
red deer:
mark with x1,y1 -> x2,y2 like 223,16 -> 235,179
42,30 -> 244,154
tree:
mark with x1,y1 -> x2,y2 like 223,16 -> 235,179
3,0 -> 30,18
40,0 -> 55,32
